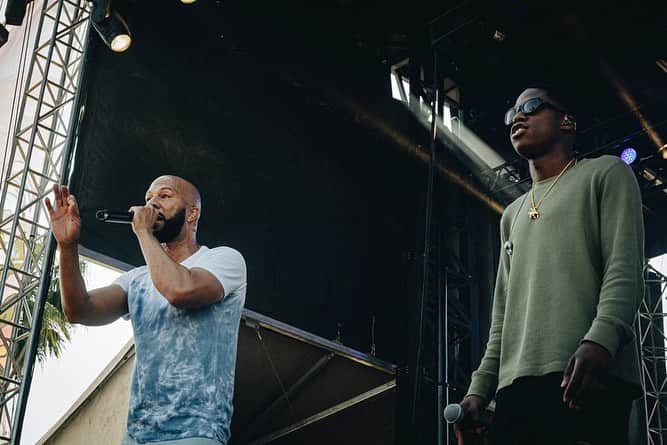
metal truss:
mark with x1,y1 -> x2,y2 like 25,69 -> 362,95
638,265 -> 667,445
479,160 -> 529,205
0,0 -> 90,442
410,220 -> 488,445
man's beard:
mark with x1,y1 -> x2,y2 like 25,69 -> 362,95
154,207 -> 186,243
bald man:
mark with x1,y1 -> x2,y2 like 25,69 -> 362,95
45,176 -> 247,445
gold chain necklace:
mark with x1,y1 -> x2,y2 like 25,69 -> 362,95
528,158 -> 576,220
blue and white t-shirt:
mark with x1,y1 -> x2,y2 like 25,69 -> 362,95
114,246 -> 246,444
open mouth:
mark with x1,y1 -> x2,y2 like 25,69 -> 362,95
511,123 -> 528,137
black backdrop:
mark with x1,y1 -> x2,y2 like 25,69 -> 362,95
70,0 -> 500,372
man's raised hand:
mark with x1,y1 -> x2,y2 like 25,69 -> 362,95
128,205 -> 159,236
44,184 -> 81,248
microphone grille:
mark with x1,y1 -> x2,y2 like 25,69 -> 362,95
443,403 -> 464,424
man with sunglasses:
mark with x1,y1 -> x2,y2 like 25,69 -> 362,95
458,85 -> 644,444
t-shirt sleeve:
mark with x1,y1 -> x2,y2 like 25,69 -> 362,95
113,270 -> 135,320
195,247 -> 247,298
113,270 -> 134,294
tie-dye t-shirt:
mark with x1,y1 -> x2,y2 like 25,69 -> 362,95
114,246 -> 246,444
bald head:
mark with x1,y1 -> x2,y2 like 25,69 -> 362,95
145,175 -> 203,236
150,175 -> 201,210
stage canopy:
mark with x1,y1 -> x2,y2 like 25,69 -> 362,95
69,0 -> 667,368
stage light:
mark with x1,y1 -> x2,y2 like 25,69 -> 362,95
661,144 -> 667,160
620,147 -> 637,165
0,24 -> 8,49
657,59 -> 667,75
180,0 -> 197,4
91,9 -> 132,53
5,0 -> 31,26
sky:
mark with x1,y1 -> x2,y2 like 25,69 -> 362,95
22,260 -> 132,445
0,0 -> 46,158
653,255 -> 667,278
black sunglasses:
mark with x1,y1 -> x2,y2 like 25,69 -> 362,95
504,97 -> 566,126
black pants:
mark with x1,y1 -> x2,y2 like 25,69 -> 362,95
490,373 -> 633,445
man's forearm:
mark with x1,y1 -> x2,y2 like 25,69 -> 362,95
58,244 -> 90,322
135,230 -> 193,303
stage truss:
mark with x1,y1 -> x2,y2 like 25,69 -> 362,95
638,265 -> 667,445
0,0 -> 90,442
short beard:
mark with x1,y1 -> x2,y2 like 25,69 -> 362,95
154,207 -> 186,243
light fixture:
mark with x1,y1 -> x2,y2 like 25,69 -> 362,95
657,59 -> 667,75
0,23 -> 8,49
620,147 -> 637,165
492,30 -> 505,42
91,9 -> 132,53
5,0 -> 30,26
180,0 -> 197,4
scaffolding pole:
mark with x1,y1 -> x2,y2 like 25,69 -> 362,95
638,265 -> 667,445
0,0 -> 90,442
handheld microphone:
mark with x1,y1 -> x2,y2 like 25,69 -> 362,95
444,403 -> 493,425
96,209 -> 133,224
444,403 -> 465,424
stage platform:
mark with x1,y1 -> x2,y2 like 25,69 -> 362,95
36,309 -> 397,445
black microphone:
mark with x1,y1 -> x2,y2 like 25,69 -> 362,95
443,403 -> 493,425
96,209 -> 134,224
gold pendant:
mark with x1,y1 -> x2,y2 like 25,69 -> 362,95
528,207 -> 540,220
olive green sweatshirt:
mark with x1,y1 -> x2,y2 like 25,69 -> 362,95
467,155 -> 644,401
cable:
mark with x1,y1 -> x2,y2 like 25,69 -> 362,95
411,41 -> 439,435
254,327 -> 296,423
371,314 -> 376,356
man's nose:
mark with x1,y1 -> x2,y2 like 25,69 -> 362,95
146,197 -> 160,209
512,111 -> 528,124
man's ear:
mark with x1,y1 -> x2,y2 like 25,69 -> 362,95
187,207 -> 200,224
561,115 -> 577,131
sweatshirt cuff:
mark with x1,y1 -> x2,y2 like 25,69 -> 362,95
582,319 -> 621,357
465,373 -> 497,402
